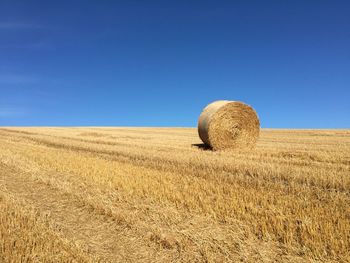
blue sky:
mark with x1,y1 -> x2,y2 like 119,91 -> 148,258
0,1 -> 349,128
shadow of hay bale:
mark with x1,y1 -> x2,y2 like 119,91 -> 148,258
191,143 -> 212,151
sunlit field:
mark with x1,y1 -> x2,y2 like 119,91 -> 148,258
0,127 -> 349,262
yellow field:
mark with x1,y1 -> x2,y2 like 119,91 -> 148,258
0,127 -> 349,262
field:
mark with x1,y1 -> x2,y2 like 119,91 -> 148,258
0,127 -> 349,262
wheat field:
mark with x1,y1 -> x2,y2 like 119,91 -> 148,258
0,127 -> 349,262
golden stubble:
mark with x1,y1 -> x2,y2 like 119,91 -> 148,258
0,127 -> 349,262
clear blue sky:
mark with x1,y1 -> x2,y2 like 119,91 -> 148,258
1,1 -> 349,128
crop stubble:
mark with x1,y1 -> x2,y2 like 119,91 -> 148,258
0,127 -> 349,262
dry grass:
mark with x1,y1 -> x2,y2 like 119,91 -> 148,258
0,189 -> 94,263
0,127 -> 349,262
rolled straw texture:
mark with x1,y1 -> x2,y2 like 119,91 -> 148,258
198,100 -> 260,150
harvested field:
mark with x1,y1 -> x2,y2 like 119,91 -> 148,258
0,127 -> 349,262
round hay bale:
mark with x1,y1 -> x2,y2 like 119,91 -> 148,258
198,100 -> 260,150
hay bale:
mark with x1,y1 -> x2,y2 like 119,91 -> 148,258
198,100 -> 260,150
